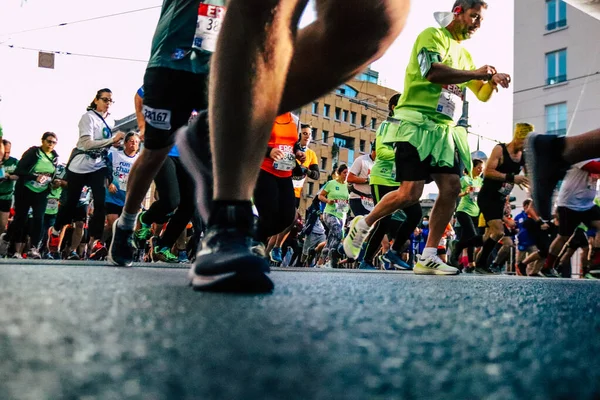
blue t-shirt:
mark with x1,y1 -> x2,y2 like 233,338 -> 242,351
515,211 -> 532,249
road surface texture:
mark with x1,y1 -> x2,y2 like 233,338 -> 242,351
1,260 -> 599,399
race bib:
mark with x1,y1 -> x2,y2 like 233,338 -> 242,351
470,187 -> 480,201
361,196 -> 374,211
293,177 -> 307,189
46,198 -> 59,212
31,175 -> 50,190
143,105 -> 172,131
273,145 -> 296,171
436,84 -> 464,121
117,173 -> 128,191
193,3 -> 226,53
498,182 -> 514,196
335,199 -> 349,214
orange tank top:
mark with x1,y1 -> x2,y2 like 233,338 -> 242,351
260,112 -> 299,178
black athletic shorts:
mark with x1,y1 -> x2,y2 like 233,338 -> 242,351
567,227 -> 589,250
557,205 -> 600,237
73,205 -> 88,223
394,142 -> 460,183
143,67 -> 209,150
477,188 -> 505,223
0,199 -> 11,213
105,202 -> 123,216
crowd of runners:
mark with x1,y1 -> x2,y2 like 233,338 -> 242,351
1,0 -> 600,292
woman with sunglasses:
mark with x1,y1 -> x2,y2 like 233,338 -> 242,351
47,89 -> 125,258
2,132 -> 59,258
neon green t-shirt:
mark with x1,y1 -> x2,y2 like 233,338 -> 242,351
396,27 -> 476,124
457,175 -> 483,217
322,179 -> 349,219
370,120 -> 400,188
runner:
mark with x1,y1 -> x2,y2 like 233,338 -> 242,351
175,0 -> 410,292
450,158 -> 484,270
347,146 -> 375,218
474,123 -> 531,274
0,140 -> 19,242
109,0 -> 223,267
343,0 -> 511,276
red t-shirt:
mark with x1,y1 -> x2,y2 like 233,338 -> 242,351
260,113 -> 299,178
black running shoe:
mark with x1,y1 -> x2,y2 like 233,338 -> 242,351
176,110 -> 213,224
190,225 -> 273,293
474,265 -> 496,275
108,220 -> 135,267
540,267 -> 560,278
525,133 -> 569,222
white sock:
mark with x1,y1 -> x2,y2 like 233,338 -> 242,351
118,211 -> 138,231
420,247 -> 437,260
51,227 -> 60,236
358,217 -> 370,230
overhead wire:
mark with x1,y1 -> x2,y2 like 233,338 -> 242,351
0,43 -> 147,63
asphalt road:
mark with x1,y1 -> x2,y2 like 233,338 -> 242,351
1,261 -> 599,400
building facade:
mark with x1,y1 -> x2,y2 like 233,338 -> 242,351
293,69 -> 398,214
514,0 -> 600,138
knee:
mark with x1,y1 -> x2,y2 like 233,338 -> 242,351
440,178 -> 461,198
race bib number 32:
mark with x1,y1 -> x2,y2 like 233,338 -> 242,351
193,4 -> 226,53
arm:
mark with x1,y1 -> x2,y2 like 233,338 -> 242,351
306,164 -> 320,180
347,172 -> 368,185
426,63 -> 485,85
318,189 -> 331,205
483,145 -> 507,181
134,92 -> 145,137
77,113 -> 117,150
14,148 -> 38,181
467,79 -> 496,102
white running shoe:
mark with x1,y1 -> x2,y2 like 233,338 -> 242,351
343,216 -> 370,259
414,255 -> 459,275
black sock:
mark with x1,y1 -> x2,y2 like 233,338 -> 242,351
209,200 -> 254,232
478,238 -> 497,267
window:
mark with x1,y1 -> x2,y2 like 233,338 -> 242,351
359,140 -> 366,152
312,102 -> 319,114
370,118 -> 377,129
322,130 -> 329,144
546,0 -> 567,31
546,49 -> 567,85
350,111 -> 357,125
311,127 -> 317,140
545,103 -> 567,136
323,104 -> 330,118
335,107 -> 341,120
342,110 -> 349,122
307,182 -> 314,197
361,114 -> 367,127
321,157 -> 328,170
335,84 -> 359,97
357,72 -> 378,83
334,134 -> 356,163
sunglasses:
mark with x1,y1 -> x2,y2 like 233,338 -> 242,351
46,139 -> 57,144
99,97 -> 114,104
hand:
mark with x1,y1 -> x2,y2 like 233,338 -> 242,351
269,148 -> 285,161
515,175 -> 529,186
108,183 -> 118,194
506,219 -> 516,229
491,73 -> 511,89
295,150 -> 306,163
112,131 -> 125,144
51,179 -> 62,189
328,199 -> 335,205
541,223 -> 549,231
474,65 -> 497,80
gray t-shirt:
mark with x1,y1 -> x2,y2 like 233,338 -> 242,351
557,159 -> 600,211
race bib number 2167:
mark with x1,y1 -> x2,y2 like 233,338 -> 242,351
143,105 -> 172,131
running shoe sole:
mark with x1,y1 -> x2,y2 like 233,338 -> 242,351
175,112 -> 213,224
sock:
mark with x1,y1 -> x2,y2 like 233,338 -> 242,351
421,247 -> 437,259
544,253 -> 558,270
51,227 -> 60,236
478,238 -> 497,267
118,211 -> 138,231
209,200 -> 254,230
357,217 -> 370,230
